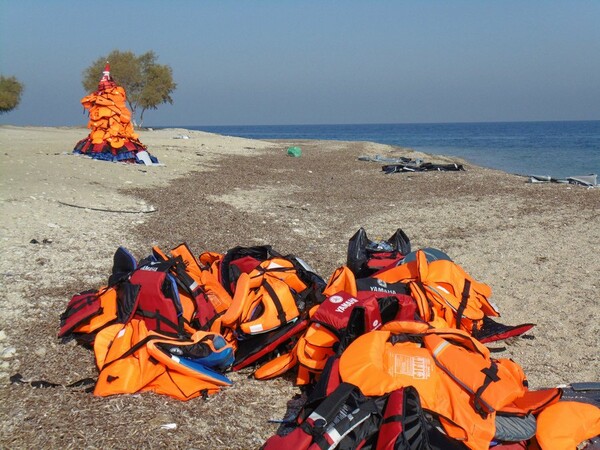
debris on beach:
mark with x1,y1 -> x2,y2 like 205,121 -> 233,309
287,146 -> 302,157
528,173 -> 598,188
381,160 -> 465,173
358,154 -> 465,173
73,63 -> 159,165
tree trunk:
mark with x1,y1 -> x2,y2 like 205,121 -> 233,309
139,108 -> 146,129
127,100 -> 139,129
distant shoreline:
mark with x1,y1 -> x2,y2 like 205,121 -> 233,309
152,119 -> 600,128
153,121 -> 600,179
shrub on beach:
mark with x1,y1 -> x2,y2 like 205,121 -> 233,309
0,75 -> 24,115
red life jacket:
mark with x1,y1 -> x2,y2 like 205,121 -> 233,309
122,267 -> 186,337
58,287 -> 118,346
254,291 -> 400,385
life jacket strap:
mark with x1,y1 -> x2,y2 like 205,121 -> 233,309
474,362 -> 501,416
134,308 -> 183,337
455,279 -> 471,330
101,334 -> 180,370
262,279 -> 288,327
10,373 -> 96,392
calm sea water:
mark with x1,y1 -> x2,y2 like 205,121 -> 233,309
181,121 -> 600,179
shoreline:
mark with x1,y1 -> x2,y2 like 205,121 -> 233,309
165,120 -> 600,180
1,125 -> 598,449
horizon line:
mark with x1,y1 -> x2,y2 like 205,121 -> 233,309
154,118 -> 600,129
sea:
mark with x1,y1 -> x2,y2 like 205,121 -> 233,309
178,121 -> 600,179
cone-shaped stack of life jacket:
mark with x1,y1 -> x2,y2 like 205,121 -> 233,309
73,62 -> 157,164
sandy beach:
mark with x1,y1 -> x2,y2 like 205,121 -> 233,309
0,125 -> 598,449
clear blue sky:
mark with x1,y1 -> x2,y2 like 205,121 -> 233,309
1,0 -> 599,127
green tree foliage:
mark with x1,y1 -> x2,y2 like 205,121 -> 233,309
0,75 -> 25,115
82,50 -> 176,127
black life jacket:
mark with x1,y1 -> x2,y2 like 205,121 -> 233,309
347,227 -> 411,278
262,381 -> 432,450
262,382 -> 387,450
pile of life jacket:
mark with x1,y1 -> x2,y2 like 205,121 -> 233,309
59,243 -> 325,400
56,228 -> 600,449
73,63 -> 157,163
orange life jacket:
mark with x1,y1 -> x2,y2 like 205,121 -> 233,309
374,249 -> 499,334
220,258 -> 308,335
533,401 -> 600,450
93,320 -> 232,401
200,246 -> 281,296
338,321 -> 558,450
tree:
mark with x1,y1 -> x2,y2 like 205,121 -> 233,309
82,50 -> 176,127
0,75 -> 24,115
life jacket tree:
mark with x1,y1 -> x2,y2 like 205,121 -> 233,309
73,63 -> 158,163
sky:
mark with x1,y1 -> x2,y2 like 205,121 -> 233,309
1,0 -> 599,127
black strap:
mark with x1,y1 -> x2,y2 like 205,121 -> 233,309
134,308 -> 182,336
262,280 -> 288,326
100,333 -> 185,370
10,373 -> 96,392
382,414 -> 405,424
473,362 -> 500,416
455,279 -> 471,330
